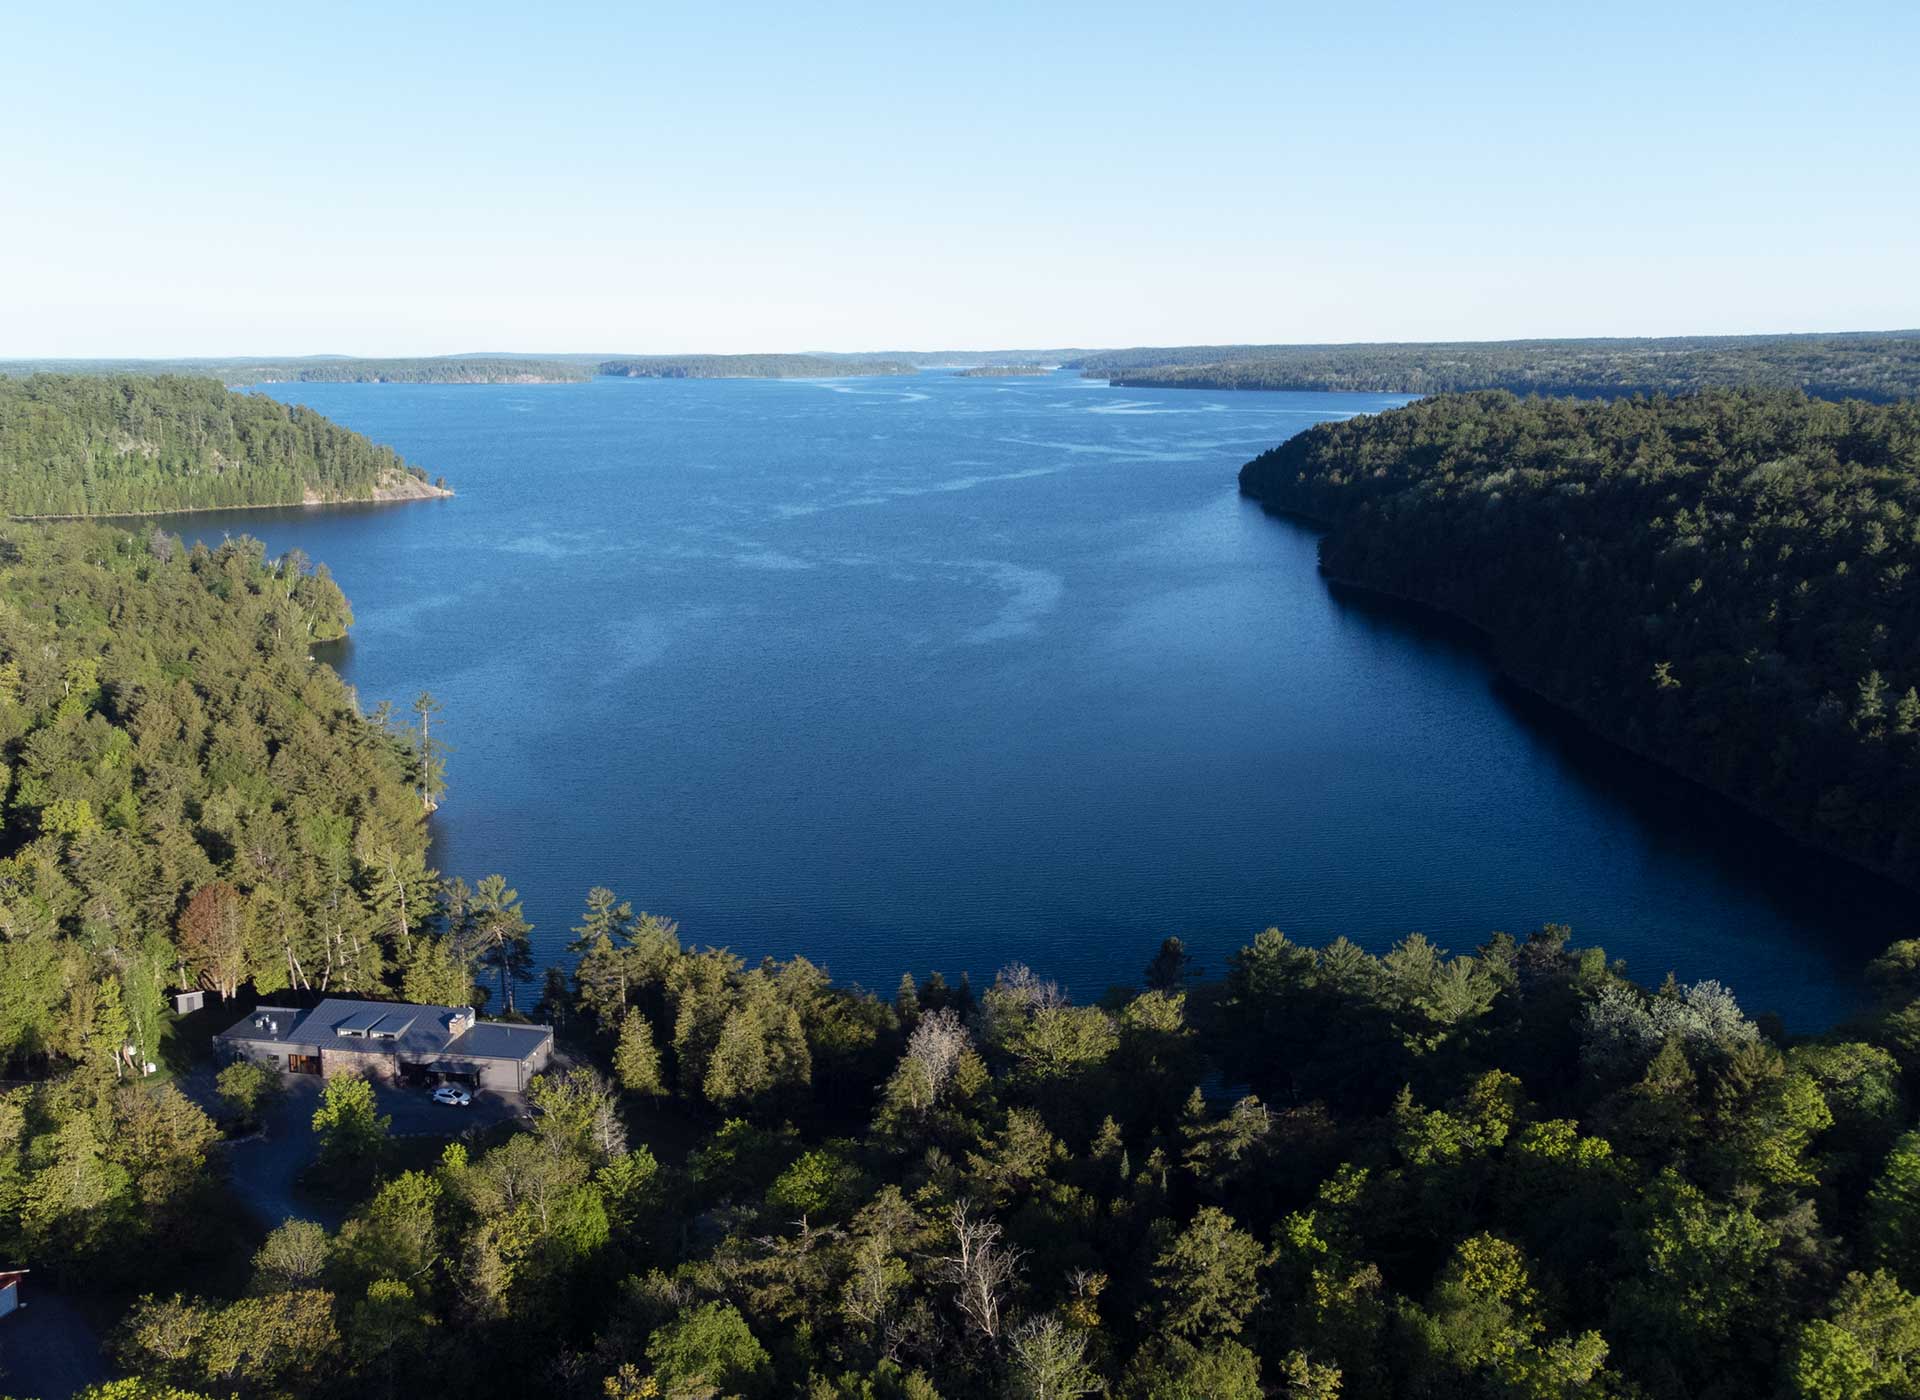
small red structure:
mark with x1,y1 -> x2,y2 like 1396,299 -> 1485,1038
0,1267 -> 25,1318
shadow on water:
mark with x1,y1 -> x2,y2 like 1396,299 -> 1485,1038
1320,577 -> 1915,975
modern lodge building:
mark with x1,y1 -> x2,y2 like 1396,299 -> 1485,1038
215,997 -> 554,1093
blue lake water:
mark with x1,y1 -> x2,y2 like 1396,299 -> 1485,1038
156,371 -> 1912,1027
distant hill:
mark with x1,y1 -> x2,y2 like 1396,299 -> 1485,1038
1072,331 -> 1920,402
0,355 -> 593,386
13,332 -> 1920,400
0,373 -> 447,516
0,350 -> 1107,385
596,353 -> 917,379
246,356 -> 592,384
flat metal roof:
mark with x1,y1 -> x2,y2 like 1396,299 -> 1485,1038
449,1022 -> 552,1061
218,999 -> 551,1065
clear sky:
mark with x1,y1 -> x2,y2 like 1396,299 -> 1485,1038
3,1 -> 1916,356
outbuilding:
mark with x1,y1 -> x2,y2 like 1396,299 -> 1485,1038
216,997 -> 553,1093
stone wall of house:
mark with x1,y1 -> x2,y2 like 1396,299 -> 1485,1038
320,1045 -> 397,1080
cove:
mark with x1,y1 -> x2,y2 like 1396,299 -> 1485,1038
149,371 -> 1912,1029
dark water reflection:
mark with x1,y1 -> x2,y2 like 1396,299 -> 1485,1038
1325,582 -> 1904,987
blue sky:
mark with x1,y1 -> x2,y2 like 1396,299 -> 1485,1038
3,1 -> 1916,355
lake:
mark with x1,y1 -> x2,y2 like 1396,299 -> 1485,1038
156,371 -> 1912,1028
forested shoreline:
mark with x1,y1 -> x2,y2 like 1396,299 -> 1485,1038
0,522 -> 443,1071
0,376 -> 446,518
19,831 -> 1920,1399
1239,390 -> 1920,891
1079,333 -> 1920,402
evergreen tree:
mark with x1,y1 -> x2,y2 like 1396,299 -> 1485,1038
614,1007 -> 666,1097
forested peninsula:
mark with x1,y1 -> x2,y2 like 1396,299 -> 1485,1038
1080,332 -> 1920,402
0,374 -> 448,517
0,521 -> 440,1042
1240,389 -> 1920,887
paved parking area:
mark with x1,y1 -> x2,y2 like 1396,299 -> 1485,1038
187,1071 -> 529,1231
376,1079 -> 531,1137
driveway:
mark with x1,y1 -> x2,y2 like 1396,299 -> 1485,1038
185,1070 -> 529,1232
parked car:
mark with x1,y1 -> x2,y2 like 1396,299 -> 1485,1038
432,1084 -> 473,1107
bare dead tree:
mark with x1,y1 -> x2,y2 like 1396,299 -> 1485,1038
940,1199 -> 1024,1342
993,963 -> 1064,1011
906,1008 -> 970,1093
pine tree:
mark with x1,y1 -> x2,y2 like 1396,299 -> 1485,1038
615,1008 -> 666,1097
1896,687 -> 1920,735
895,972 -> 922,1027
411,692 -> 448,812
1857,670 -> 1890,732
570,886 -> 635,954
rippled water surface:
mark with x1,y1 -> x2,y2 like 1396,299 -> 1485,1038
157,371 -> 1912,1027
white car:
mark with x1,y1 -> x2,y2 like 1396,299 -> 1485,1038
432,1084 -> 473,1107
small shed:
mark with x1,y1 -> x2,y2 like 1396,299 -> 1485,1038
0,1267 -> 26,1318
172,989 -> 207,1016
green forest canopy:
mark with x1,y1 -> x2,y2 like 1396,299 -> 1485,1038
0,520 -> 436,1078
1074,331 -> 1920,402
1240,389 -> 1920,886
0,374 -> 440,517
25,894 -> 1920,1400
